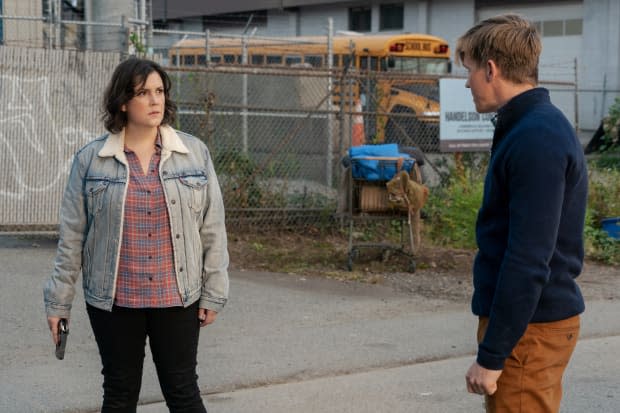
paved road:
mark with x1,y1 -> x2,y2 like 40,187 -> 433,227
0,236 -> 618,412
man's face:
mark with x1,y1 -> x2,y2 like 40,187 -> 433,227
462,54 -> 497,113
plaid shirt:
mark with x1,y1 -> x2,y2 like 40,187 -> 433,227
114,135 -> 183,308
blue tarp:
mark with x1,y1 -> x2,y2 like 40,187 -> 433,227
349,144 -> 415,181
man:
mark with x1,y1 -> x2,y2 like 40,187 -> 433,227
456,14 -> 588,412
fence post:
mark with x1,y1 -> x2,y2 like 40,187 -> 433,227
146,22 -> 153,56
574,57 -> 579,133
121,15 -> 129,58
46,0 -> 54,48
242,35 -> 249,154
55,0 -> 62,48
601,73 -> 607,128
205,29 -> 210,67
140,0 -> 146,48
84,0 -> 92,50
326,17 -> 334,187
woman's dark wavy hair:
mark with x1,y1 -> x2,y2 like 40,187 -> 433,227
102,57 -> 177,133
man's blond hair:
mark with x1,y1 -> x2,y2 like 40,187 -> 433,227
455,14 -> 541,85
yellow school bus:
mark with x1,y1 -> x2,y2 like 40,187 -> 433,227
170,33 -> 451,148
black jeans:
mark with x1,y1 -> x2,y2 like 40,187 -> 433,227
86,301 -> 207,413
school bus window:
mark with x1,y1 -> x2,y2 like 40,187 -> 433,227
171,55 -> 177,66
380,58 -> 388,71
342,55 -> 353,69
285,55 -> 302,66
251,55 -> 265,65
418,58 -> 450,74
304,55 -> 323,67
184,55 -> 195,66
266,55 -> 282,65
224,54 -> 237,64
360,56 -> 378,71
387,56 -> 450,74
210,55 -> 222,63
198,55 -> 206,65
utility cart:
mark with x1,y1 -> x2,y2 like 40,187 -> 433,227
343,144 -> 424,273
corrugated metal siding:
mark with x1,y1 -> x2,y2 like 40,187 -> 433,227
298,7 -> 348,36
152,0 -> 282,20
265,10 -> 297,37
0,47 -> 120,228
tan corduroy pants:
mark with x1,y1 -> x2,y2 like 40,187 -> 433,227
477,315 -> 580,413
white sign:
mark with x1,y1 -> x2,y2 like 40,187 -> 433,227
439,78 -> 494,152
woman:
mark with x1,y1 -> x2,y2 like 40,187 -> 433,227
43,57 -> 229,412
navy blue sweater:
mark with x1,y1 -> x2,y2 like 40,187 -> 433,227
473,88 -> 588,370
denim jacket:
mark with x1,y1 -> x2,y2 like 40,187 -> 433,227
44,125 -> 229,318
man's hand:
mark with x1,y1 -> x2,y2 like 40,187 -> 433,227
198,308 -> 217,327
466,361 -> 502,395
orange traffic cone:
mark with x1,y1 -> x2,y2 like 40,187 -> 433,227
352,98 -> 365,146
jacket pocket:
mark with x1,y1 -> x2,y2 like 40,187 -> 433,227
84,179 -> 110,216
179,174 -> 209,214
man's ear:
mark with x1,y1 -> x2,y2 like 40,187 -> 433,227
486,59 -> 499,81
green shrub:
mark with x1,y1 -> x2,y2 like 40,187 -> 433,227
424,156 -> 620,265
424,154 -> 486,249
589,96 -> 620,171
601,97 -> 620,152
584,164 -> 620,264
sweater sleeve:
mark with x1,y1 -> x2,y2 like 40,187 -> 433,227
477,127 -> 568,370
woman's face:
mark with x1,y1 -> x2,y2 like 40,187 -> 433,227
122,71 -> 165,130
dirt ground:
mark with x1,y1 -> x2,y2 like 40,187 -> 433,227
228,230 -> 620,303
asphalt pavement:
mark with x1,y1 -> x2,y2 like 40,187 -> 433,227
0,235 -> 618,412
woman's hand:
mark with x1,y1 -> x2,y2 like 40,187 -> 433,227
198,308 -> 217,327
47,316 -> 66,345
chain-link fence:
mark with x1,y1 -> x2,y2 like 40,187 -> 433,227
0,46 -> 121,231
159,62 -> 448,226
167,65 -> 341,227
0,27 -> 584,232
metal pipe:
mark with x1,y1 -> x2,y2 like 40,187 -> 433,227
84,0 -> 92,50
153,28 -> 207,37
326,17 -> 334,188
59,19 -> 123,27
573,58 -> 579,132
47,0 -> 54,48
205,29 -> 210,67
242,35 -> 249,154
0,15 -> 46,21
56,0 -> 62,49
